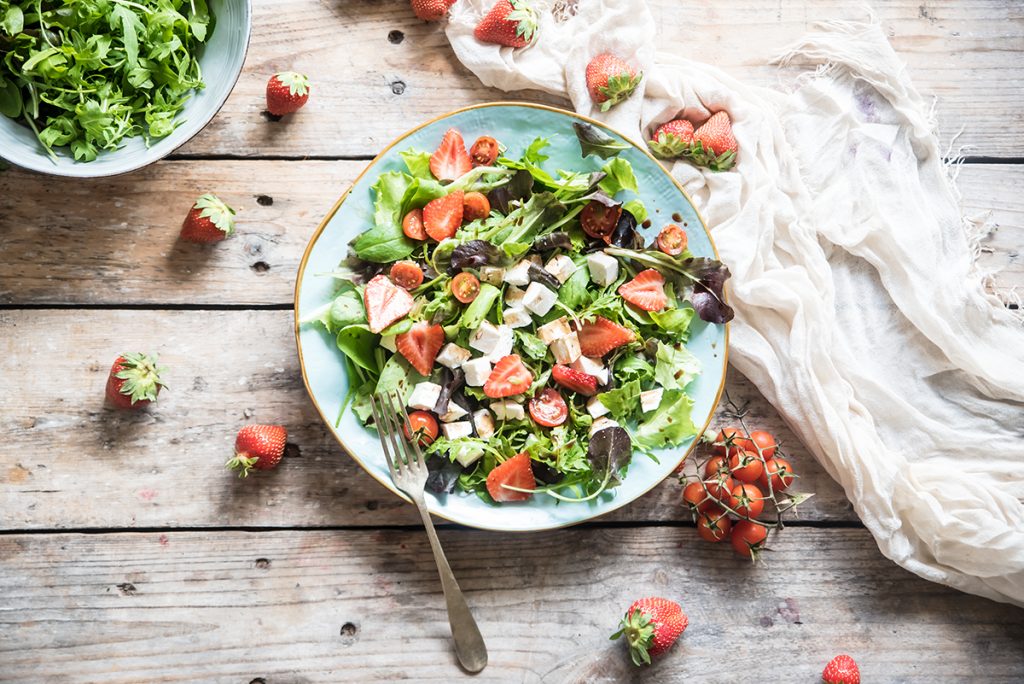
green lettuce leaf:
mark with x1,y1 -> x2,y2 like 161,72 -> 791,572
598,157 -> 638,197
654,341 -> 701,391
635,390 -> 696,450
598,379 -> 642,419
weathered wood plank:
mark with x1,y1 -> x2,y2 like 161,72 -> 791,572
167,0 -> 1024,158
0,309 -> 854,529
1,528 -> 1021,683
1,162 -> 1020,305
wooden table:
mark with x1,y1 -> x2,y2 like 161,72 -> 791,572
2,2 -> 1022,681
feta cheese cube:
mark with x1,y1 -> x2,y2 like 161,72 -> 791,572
572,355 -> 609,385
479,266 -> 505,286
453,446 -> 484,468
587,251 -> 619,287
490,400 -> 525,421
551,331 -> 582,364
589,416 -> 620,437
545,255 -> 577,284
505,285 -> 526,307
380,334 -> 397,353
469,321 -> 502,354
436,343 -> 471,369
537,317 -> 572,344
440,401 -> 469,423
407,382 -> 442,411
523,282 -> 557,316
587,395 -> 610,418
462,357 -> 492,387
486,324 -> 515,361
640,388 -> 664,413
441,421 -> 473,440
503,260 -> 531,286
472,409 -> 495,439
503,307 -> 532,329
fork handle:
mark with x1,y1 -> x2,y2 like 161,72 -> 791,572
413,500 -> 488,673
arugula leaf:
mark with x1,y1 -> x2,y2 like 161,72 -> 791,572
573,122 -> 628,159
515,330 -> 548,361
598,157 -> 639,196
524,137 -> 550,164
635,390 -> 697,450
598,379 -> 642,418
654,341 -> 701,391
189,0 -> 212,41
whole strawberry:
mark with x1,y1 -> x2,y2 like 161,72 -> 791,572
105,353 -> 167,410
611,597 -> 688,666
474,0 -> 538,48
648,119 -> 694,159
265,72 -> 310,116
822,654 -> 860,684
179,194 -> 236,243
586,53 -> 642,112
688,111 -> 738,171
226,424 -> 288,477
411,0 -> 456,21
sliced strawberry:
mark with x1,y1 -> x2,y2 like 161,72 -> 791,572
363,274 -> 414,334
396,321 -> 445,376
484,354 -> 534,398
423,191 -> 464,241
486,452 -> 535,502
429,129 -> 473,182
618,269 -> 667,312
577,316 -> 636,357
551,364 -> 598,396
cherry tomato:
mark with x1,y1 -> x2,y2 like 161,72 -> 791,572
451,272 -> 481,303
462,192 -> 491,222
470,136 -> 500,167
580,200 -> 622,240
703,455 -> 729,478
727,483 -> 765,518
403,410 -> 438,446
528,388 -> 568,427
389,261 -> 424,290
697,508 -> 732,543
656,223 -> 688,255
729,450 -> 765,484
402,208 -> 427,240
759,457 -> 796,493
712,426 -> 743,456
731,520 -> 768,559
682,481 -> 710,509
735,429 -> 777,459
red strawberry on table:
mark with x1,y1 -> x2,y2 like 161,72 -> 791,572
363,274 -> 414,334
396,321 -> 445,376
577,317 -> 636,357
611,597 -> 688,665
410,0 -> 456,21
486,452 -> 535,502
586,53 -> 642,112
265,72 -> 310,116
105,352 -> 167,410
618,269 -> 667,311
689,111 -> 738,171
422,191 -> 464,241
551,364 -> 598,396
474,0 -> 538,48
429,129 -> 473,182
226,424 -> 288,477
822,654 -> 860,684
484,354 -> 534,398
648,119 -> 695,159
179,194 -> 236,243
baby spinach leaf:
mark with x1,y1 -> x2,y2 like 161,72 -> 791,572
351,172 -> 418,262
336,325 -> 379,374
375,354 -> 427,402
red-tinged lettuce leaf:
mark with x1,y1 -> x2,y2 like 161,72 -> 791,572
573,122 -> 629,159
450,239 -> 500,272
587,425 -> 632,488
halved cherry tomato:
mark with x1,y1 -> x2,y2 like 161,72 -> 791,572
470,136 -> 500,167
528,388 -> 568,427
758,457 -> 795,493
580,200 -> 622,240
402,208 -> 427,240
462,192 -> 491,222
451,272 -> 481,303
389,261 -> 424,290
656,223 -> 688,255
735,429 -> 777,459
731,520 -> 768,559
403,410 -> 439,446
729,449 -> 765,484
727,482 -> 765,518
697,507 -> 732,543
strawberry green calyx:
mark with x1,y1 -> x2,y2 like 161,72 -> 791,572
115,352 -> 168,405
193,194 -> 236,235
598,71 -> 642,112
274,72 -> 311,97
507,0 -> 539,44
610,608 -> 658,666
685,141 -> 736,171
648,132 -> 691,159
225,453 -> 259,478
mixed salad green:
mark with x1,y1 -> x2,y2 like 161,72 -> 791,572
305,122 -> 733,505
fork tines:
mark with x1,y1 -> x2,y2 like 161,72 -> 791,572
369,391 -> 426,481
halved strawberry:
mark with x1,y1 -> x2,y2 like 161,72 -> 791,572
577,317 -> 636,357
396,321 -> 445,376
363,274 -> 414,334
484,354 -> 534,398
429,129 -> 473,182
618,269 -> 667,311
486,452 -> 535,502
423,191 -> 464,241
551,364 -> 597,396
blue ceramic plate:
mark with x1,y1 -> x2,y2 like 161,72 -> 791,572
295,103 -> 728,532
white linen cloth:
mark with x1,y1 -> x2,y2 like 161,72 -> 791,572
445,0 -> 1024,605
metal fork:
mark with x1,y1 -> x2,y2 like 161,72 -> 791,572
369,391 -> 488,673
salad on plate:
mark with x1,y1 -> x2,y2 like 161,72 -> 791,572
304,122 -> 733,505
